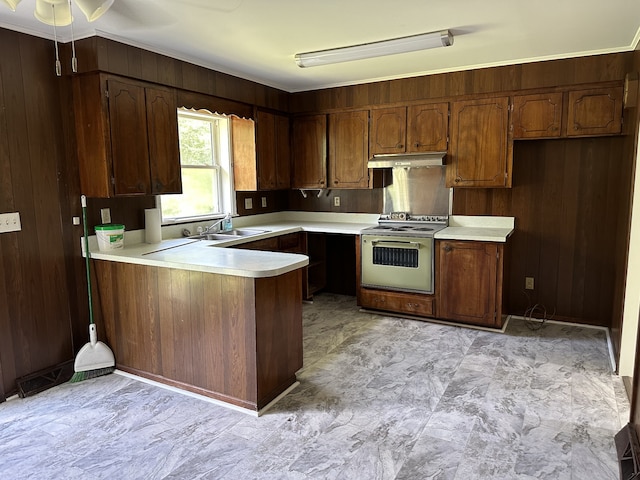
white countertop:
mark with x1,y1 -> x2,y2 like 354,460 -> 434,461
86,212 -> 515,276
86,212 -> 379,278
435,215 -> 515,242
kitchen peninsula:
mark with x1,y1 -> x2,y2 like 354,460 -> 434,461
86,213 -> 377,414
88,234 -> 310,414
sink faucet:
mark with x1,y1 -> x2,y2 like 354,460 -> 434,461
204,213 -> 231,234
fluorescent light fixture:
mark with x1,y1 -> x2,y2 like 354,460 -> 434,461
295,30 -> 453,68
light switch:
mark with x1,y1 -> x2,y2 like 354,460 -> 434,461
261,197 -> 267,208
100,208 -> 111,224
0,212 -> 21,233
244,198 -> 253,209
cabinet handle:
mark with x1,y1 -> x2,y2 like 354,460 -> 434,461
414,143 -> 420,148
334,180 -> 338,184
397,144 -> 404,149
444,244 -> 453,252
455,177 -> 461,183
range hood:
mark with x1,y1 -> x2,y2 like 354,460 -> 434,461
367,151 -> 446,169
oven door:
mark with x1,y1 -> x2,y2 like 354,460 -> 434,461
361,234 -> 434,294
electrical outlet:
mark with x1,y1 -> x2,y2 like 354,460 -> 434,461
100,208 -> 111,224
244,198 -> 253,209
261,196 -> 267,208
334,196 -> 340,207
525,277 -> 535,290
0,212 -> 21,233
72,216 -> 81,225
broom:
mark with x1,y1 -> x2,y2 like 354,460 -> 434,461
70,195 -> 115,382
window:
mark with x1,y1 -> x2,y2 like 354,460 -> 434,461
159,109 -> 235,223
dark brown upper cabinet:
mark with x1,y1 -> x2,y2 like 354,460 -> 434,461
370,103 -> 448,155
512,92 -> 563,139
235,109 -> 290,191
73,74 -> 181,197
447,97 -> 512,188
328,110 -> 370,189
291,114 -> 327,189
566,86 -> 623,137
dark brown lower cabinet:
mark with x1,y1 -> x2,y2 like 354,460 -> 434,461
436,240 -> 505,328
92,260 -> 303,411
238,232 -> 327,301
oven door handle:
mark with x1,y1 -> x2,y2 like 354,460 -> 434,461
371,240 -> 422,249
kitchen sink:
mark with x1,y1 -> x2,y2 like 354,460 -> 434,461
191,228 -> 268,241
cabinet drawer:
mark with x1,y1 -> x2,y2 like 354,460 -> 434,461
360,288 -> 434,317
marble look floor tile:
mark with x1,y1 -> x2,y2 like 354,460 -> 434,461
0,294 -> 628,480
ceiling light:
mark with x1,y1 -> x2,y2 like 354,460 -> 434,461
295,30 -> 454,68
34,0 -> 72,26
0,0 -> 115,76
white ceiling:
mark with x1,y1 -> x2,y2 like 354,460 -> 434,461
2,0 -> 640,93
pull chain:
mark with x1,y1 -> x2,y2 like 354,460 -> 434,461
69,0 -> 77,72
52,3 -> 61,76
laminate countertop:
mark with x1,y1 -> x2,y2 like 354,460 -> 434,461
85,212 -> 379,278
85,212 -> 514,277
435,215 -> 515,242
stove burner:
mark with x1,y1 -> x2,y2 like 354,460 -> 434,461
413,227 -> 434,232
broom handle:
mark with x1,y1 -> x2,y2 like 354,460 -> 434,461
81,195 -> 95,326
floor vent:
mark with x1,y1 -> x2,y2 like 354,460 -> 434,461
16,360 -> 74,398
616,422 -> 640,479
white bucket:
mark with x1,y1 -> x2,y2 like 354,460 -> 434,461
95,224 -> 125,251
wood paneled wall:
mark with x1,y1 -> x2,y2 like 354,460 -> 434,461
68,37 -> 289,112
290,53 -> 635,112
288,188 -> 382,213
0,30 -> 78,396
453,137 -> 631,327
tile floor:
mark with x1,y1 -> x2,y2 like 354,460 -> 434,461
0,293 -> 629,479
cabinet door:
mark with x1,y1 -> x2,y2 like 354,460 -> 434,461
447,97 -> 511,188
107,79 -> 151,195
274,114 -> 291,190
328,110 -> 369,188
146,87 -> 181,194
73,74 -> 112,197
256,110 -> 277,190
512,92 -> 563,139
566,87 -> 623,136
437,240 -> 499,327
291,114 -> 327,189
407,103 -> 448,152
370,107 -> 406,155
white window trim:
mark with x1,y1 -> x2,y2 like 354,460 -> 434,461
158,108 -> 237,225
